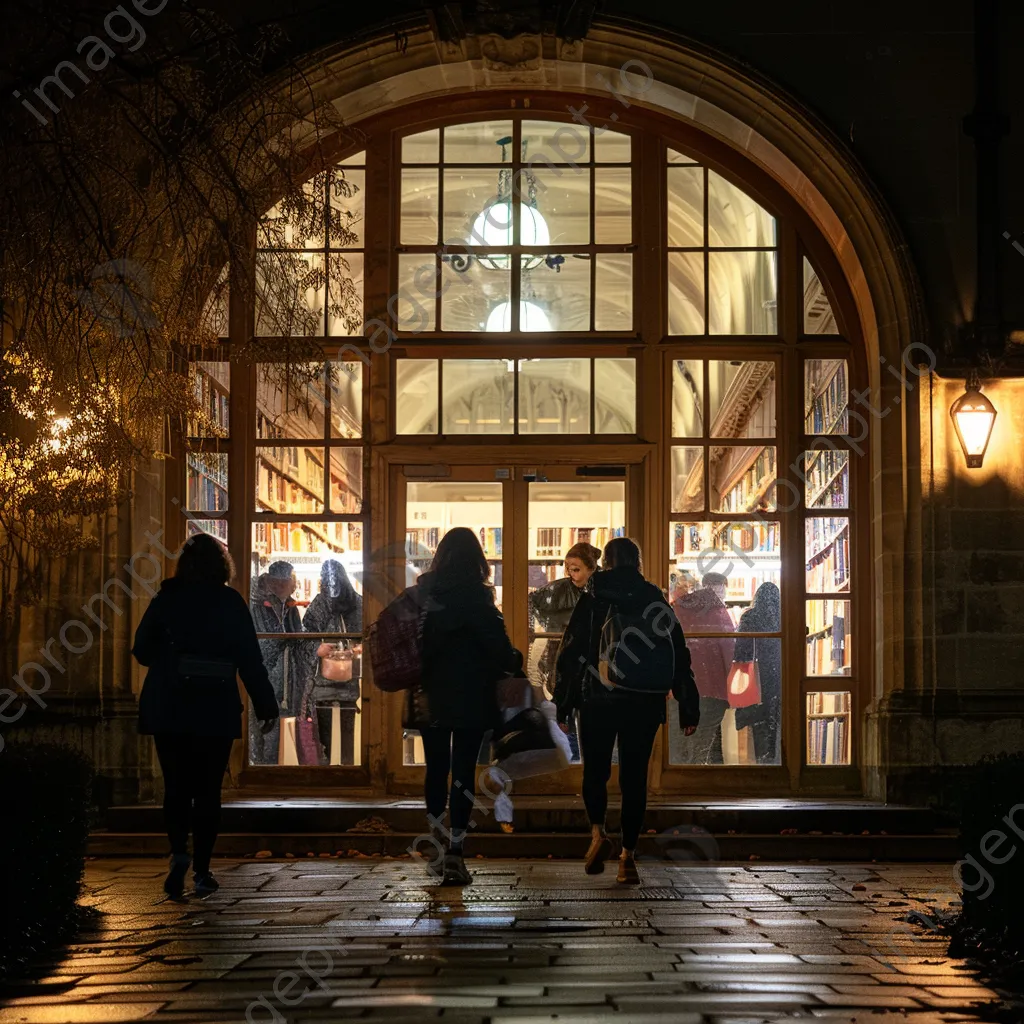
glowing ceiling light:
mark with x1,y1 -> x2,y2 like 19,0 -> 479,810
472,202 -> 550,271
485,301 -> 552,333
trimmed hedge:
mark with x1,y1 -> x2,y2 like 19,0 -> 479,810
946,753 -> 1024,980
0,743 -> 94,976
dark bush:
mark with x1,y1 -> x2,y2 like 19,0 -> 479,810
0,743 -> 94,976
946,753 -> 1024,979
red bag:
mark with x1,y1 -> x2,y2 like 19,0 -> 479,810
367,586 -> 426,692
727,660 -> 762,709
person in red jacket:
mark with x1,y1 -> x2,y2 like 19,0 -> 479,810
671,572 -> 735,764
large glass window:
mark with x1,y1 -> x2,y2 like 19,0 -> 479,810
397,121 -> 634,333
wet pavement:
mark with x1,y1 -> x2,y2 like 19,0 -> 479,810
0,859 -> 1008,1023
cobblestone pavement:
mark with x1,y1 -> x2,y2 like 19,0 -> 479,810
0,859 -> 1009,1023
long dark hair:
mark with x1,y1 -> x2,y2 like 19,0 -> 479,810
430,527 -> 490,588
176,533 -> 234,585
603,536 -> 642,572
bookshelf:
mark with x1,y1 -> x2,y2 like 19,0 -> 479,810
189,362 -> 230,438
256,446 -> 325,515
806,691 -> 851,764
805,449 -> 849,508
187,453 -> 228,513
805,517 -> 850,593
716,446 -> 776,514
806,598 -> 851,675
804,359 -> 848,435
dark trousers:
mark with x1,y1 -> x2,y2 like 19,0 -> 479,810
675,696 -> 728,765
153,734 -> 234,875
315,704 -> 357,765
579,700 -> 663,851
420,727 -> 486,850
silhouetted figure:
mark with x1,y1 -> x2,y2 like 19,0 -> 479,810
134,534 -> 278,900
414,527 -> 518,886
555,538 -> 699,885
733,582 -> 782,765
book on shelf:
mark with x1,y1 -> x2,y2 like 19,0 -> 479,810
805,360 -> 848,435
805,449 -> 849,507
806,600 -> 851,675
807,711 -> 850,765
721,447 -> 776,514
805,522 -> 850,593
407,527 -> 440,558
479,526 -> 502,558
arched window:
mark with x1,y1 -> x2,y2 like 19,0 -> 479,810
183,105 -> 863,788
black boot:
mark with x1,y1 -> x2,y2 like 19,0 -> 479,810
164,853 -> 191,901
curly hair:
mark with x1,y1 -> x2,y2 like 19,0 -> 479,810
175,532 -> 234,585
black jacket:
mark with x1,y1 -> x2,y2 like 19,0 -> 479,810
553,566 -> 700,729
418,571 -> 518,730
134,579 -> 279,738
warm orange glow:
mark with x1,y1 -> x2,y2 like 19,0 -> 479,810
950,377 -> 997,469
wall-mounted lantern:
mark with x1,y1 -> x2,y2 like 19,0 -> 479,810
950,370 -> 997,469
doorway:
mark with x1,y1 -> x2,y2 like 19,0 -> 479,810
385,453 -> 645,793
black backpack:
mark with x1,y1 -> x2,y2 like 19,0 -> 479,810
597,600 -> 676,694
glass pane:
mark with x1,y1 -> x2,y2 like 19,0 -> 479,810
671,359 -> 703,438
594,167 -> 631,244
518,358 -> 590,434
594,253 -> 632,331
327,252 -> 363,336
445,120 -> 514,163
186,518 -> 228,543
256,363 -> 326,440
255,446 -> 324,514
709,361 -> 776,438
595,358 -> 636,433
805,449 -> 850,508
710,445 -> 777,514
249,520 -> 364,767
707,169 -> 776,247
187,453 -> 228,512
806,599 -> 852,676
330,448 -> 363,514
522,120 -> 590,164
804,359 -> 849,434
338,151 -> 365,167
396,254 -> 438,333
441,256 -> 510,332
806,692 -> 852,765
668,521 -> 781,623
806,517 -> 850,593
528,479 -> 624,696
255,251 -> 325,337
670,447 -> 704,513
594,130 -> 631,163
442,359 -> 514,434
708,250 -> 777,335
668,251 -> 705,334
667,166 -> 704,247
400,168 -> 439,245
330,361 -> 363,439
403,129 -> 439,163
520,254 -> 590,332
188,361 -> 230,438
803,258 -> 838,334
526,169 -> 590,245
395,359 -> 438,435
329,169 -> 364,249
668,147 -> 700,164
259,177 -> 325,250
443,169 -> 502,244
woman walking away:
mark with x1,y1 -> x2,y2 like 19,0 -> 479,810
134,534 -> 279,901
556,537 -> 700,884
415,527 -> 518,886
733,582 -> 782,765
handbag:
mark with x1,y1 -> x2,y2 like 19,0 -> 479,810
317,642 -> 353,682
727,653 -> 762,710
295,690 -> 325,765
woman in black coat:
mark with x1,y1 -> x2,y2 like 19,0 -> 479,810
133,535 -> 279,900
733,582 -> 782,764
413,527 -> 518,886
554,538 -> 700,885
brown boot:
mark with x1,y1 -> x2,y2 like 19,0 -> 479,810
584,831 -> 612,875
616,851 -> 640,885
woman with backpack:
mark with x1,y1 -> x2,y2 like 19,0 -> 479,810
555,537 -> 700,884
413,527 -> 518,886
